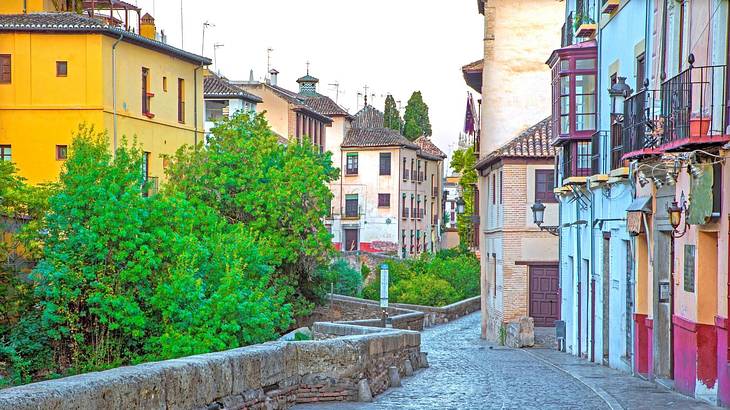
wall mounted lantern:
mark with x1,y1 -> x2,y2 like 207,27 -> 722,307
455,197 -> 466,214
668,192 -> 689,238
608,77 -> 633,116
531,200 -> 559,236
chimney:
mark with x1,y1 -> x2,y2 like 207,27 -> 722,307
140,13 -> 156,41
269,68 -> 279,86
249,69 -> 254,82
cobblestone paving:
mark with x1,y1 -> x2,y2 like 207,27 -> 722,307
297,312 -> 715,410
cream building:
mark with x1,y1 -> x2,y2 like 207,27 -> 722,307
471,0 -> 564,339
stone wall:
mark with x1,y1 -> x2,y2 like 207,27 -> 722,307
305,294 -> 480,331
0,323 -> 421,410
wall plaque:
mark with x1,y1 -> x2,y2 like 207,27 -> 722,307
683,244 -> 695,293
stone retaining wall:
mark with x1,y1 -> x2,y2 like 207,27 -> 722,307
0,323 -> 421,410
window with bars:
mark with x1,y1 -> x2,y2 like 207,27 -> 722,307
345,194 -> 359,217
346,153 -> 358,175
378,193 -> 390,207
379,152 -> 391,175
410,159 -> 415,181
0,55 -> 10,84
535,169 -> 556,203
56,145 -> 68,160
0,145 -> 11,161
142,67 -> 152,116
177,78 -> 185,123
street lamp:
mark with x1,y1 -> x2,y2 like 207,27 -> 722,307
668,192 -> 689,238
455,196 -> 466,214
531,200 -> 559,236
608,77 -> 633,116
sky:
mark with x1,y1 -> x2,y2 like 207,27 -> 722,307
130,0 -> 484,163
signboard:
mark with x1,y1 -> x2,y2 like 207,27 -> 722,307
683,245 -> 695,293
626,211 -> 643,236
379,264 -> 389,308
658,281 -> 671,303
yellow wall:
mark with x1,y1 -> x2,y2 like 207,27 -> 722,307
0,31 -> 203,185
0,0 -> 55,14
239,83 -> 291,138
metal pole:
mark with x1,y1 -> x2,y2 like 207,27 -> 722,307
180,0 -> 184,49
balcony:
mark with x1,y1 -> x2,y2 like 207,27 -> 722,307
622,89 -> 663,159
560,141 -> 593,184
402,207 -> 409,219
660,64 -> 730,150
601,0 -> 619,14
561,12 -> 574,47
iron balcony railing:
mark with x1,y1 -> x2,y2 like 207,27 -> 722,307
560,144 -> 593,180
561,12 -> 574,47
610,119 -> 624,170
622,88 -> 662,156
661,64 -> 729,146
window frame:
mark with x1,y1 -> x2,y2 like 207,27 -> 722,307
0,145 -> 11,161
177,78 -> 185,123
535,169 -> 557,203
345,194 -> 359,217
379,152 -> 391,175
56,61 -> 68,77
345,153 -> 359,175
55,144 -> 68,161
378,193 -> 391,207
0,54 -> 11,84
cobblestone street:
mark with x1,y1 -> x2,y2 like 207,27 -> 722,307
297,313 -> 714,410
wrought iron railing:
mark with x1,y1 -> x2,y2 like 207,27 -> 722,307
560,142 -> 593,180
622,89 -> 662,155
610,119 -> 624,170
661,64 -> 728,145
561,12 -> 574,47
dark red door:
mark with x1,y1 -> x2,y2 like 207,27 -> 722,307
344,228 -> 359,252
530,265 -> 560,327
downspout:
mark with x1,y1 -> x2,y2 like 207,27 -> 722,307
112,32 -> 124,157
576,200 -> 582,357
194,64 -> 204,148
23,0 -> 27,13
660,0 -> 669,81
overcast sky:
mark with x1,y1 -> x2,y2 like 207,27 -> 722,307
131,0 -> 483,162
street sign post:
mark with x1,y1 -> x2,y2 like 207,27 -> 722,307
380,263 -> 389,327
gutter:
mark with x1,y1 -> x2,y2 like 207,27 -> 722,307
111,32 -> 124,156
194,64 -> 204,148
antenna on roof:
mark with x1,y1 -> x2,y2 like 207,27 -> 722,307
306,60 -> 310,75
328,82 -> 340,103
179,0 -> 184,49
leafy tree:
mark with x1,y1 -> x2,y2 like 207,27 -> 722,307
166,112 -> 338,316
402,91 -> 432,140
316,259 -> 362,297
450,146 -> 477,247
383,94 -> 403,132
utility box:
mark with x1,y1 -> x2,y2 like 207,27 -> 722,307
555,320 -> 566,352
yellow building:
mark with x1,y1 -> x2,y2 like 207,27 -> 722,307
0,3 -> 211,185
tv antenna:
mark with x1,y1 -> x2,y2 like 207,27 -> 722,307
328,82 -> 340,103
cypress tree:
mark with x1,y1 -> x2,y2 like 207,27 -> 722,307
383,94 -> 403,132
403,91 -> 432,140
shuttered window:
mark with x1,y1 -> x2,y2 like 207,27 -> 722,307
0,55 -> 10,84
379,152 -> 391,175
535,169 -> 556,203
378,193 -> 390,207
346,153 -> 358,175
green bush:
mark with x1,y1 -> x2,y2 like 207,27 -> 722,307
362,251 -> 479,307
317,259 -> 362,297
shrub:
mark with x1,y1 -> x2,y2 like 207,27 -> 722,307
317,259 -> 362,297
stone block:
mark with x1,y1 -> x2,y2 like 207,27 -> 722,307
419,352 -> 430,368
404,359 -> 414,377
228,348 -> 262,394
505,316 -> 535,348
387,366 -> 401,387
356,379 -> 373,402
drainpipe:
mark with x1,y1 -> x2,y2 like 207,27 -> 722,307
23,0 -> 26,13
575,200 -> 582,357
112,32 -> 124,157
660,0 -> 668,81
194,64 -> 204,148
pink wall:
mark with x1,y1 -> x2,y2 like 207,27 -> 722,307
647,318 -> 654,379
716,317 -> 730,406
634,314 -> 649,375
673,315 -> 698,396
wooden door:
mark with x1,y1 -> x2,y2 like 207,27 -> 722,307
344,228 -> 359,252
529,265 -> 560,327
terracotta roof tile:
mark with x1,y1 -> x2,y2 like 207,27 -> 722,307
0,12 -> 210,65
303,94 -> 350,117
476,117 -> 555,169
414,136 -> 447,159
343,105 -> 418,149
204,74 -> 262,102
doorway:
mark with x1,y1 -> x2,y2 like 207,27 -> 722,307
653,231 -> 674,379
529,264 -> 560,327
343,228 -> 359,252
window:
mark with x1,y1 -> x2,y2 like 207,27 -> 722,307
0,55 -> 10,84
0,145 -> 10,161
499,171 -> 503,204
142,151 -> 150,181
56,145 -> 68,160
142,68 -> 152,116
378,193 -> 390,207
576,141 -> 592,173
636,53 -> 646,90
346,153 -> 358,175
492,174 -> 496,204
410,195 -> 414,219
402,195 -> 408,218
535,170 -> 556,203
163,77 -> 168,92
559,76 -> 570,134
410,159 -> 415,181
56,61 -> 67,77
402,158 -> 408,180
345,194 -> 358,217
206,100 -> 228,121
575,74 -> 596,131
177,79 -> 185,123
379,152 -> 391,175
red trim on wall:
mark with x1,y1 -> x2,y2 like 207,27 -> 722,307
647,319 -> 654,379
697,323 -> 718,390
673,315 -> 699,332
634,313 -> 649,375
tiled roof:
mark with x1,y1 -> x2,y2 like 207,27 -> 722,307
343,105 -> 418,149
0,12 -> 211,65
268,84 -> 333,123
476,117 -> 555,170
462,59 -> 483,73
296,74 -> 319,83
204,74 -> 262,103
352,105 -> 385,128
343,128 -> 418,149
414,136 -> 447,159
303,94 -> 350,117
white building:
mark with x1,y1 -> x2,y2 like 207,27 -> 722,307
203,71 -> 262,139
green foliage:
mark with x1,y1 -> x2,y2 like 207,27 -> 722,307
362,250 -> 479,307
450,146 -> 477,246
403,91 -> 432,140
167,111 -> 338,316
317,259 -> 362,297
360,263 -> 371,280
383,94 -> 403,132
294,331 -> 312,341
